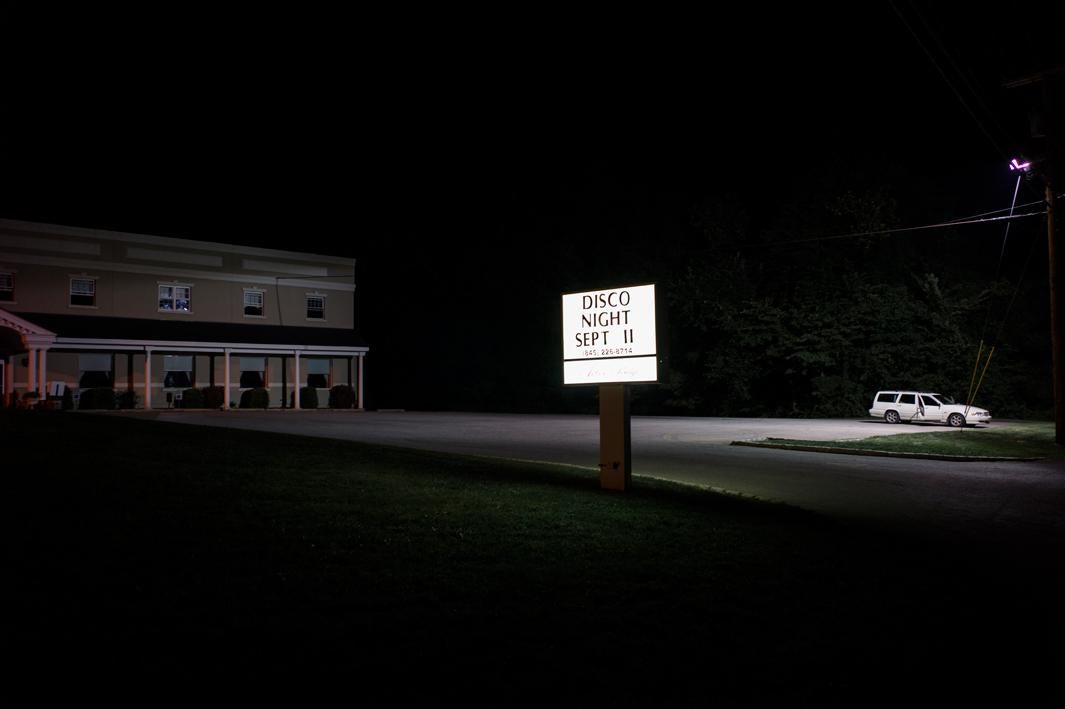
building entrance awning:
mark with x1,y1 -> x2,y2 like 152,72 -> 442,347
0,308 -> 57,349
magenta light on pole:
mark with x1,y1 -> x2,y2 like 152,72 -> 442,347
1010,158 -> 1031,172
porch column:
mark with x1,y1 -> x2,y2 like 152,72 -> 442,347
143,347 -> 152,409
26,347 -> 37,400
37,348 -> 48,398
357,355 -> 364,410
281,356 -> 288,409
224,349 -> 231,410
4,358 -> 13,407
293,351 -> 301,410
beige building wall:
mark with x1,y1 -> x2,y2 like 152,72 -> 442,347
0,220 -> 356,330
1,220 -> 365,410
4,267 -> 356,327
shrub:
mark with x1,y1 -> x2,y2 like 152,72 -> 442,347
299,386 -> 318,409
116,390 -> 137,409
328,384 -> 356,409
202,386 -> 225,409
79,388 -> 115,410
180,387 -> 204,408
239,387 -> 270,409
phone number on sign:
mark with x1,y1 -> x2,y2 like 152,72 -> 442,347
582,347 -> 633,358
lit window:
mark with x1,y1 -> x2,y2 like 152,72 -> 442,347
70,277 -> 96,307
306,359 -> 329,388
159,285 -> 191,312
78,353 -> 112,388
164,371 -> 192,388
306,295 -> 325,319
163,356 -> 193,389
244,289 -> 264,317
0,273 -> 12,302
239,357 -> 266,388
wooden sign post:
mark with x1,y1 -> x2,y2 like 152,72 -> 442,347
598,383 -> 632,491
562,284 -> 658,492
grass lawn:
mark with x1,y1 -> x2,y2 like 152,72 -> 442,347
749,420 -> 1065,460
3,412 -> 1063,704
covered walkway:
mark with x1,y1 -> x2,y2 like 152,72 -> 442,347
1,308 -> 368,409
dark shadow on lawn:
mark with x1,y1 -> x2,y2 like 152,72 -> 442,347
859,419 -> 989,428
3,411 -> 1063,705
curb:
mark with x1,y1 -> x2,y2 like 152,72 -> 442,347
729,440 -> 1042,462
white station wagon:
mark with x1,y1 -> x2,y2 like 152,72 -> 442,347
869,391 -> 992,427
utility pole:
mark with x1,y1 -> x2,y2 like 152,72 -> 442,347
1006,67 -> 1065,443
1048,178 -> 1063,443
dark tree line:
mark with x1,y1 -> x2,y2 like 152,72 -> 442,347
657,172 -> 1052,419
363,160 -> 1053,420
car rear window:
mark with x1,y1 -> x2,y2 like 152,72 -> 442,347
876,393 -> 897,403
898,394 -> 916,405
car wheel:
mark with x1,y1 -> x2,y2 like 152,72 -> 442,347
885,410 -> 901,424
948,413 -> 965,428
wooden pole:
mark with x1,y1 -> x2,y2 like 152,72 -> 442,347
598,384 -> 632,491
1048,181 -> 1064,443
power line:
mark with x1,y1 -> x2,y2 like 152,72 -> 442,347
747,209 -> 1046,249
969,173 -> 1027,395
944,199 -> 1044,223
964,202 -> 1045,412
993,217 -> 1042,344
888,0 -> 1009,160
993,174 -> 1024,281
907,2 -> 1011,150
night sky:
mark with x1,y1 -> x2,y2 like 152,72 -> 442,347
2,4 -> 1062,409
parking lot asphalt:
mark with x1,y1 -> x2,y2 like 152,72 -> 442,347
119,410 -> 1065,547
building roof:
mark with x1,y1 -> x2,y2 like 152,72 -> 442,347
14,312 -> 367,349
0,218 -> 356,266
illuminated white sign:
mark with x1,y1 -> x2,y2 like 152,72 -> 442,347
562,284 -> 657,385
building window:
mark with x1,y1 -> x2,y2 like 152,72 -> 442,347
0,272 -> 13,302
159,284 -> 191,312
163,356 -> 193,389
239,357 -> 266,388
70,277 -> 96,307
78,353 -> 112,388
306,294 -> 325,320
243,289 -> 264,317
306,359 -> 329,388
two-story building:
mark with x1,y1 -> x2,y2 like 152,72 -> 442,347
0,219 -> 368,409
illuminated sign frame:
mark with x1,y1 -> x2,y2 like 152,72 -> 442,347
561,283 -> 659,386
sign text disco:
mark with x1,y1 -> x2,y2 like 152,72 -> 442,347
561,284 -> 657,385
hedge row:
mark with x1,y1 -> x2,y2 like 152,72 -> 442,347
328,385 -> 357,408
66,383 -> 358,410
239,387 -> 270,409
77,388 -> 138,410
